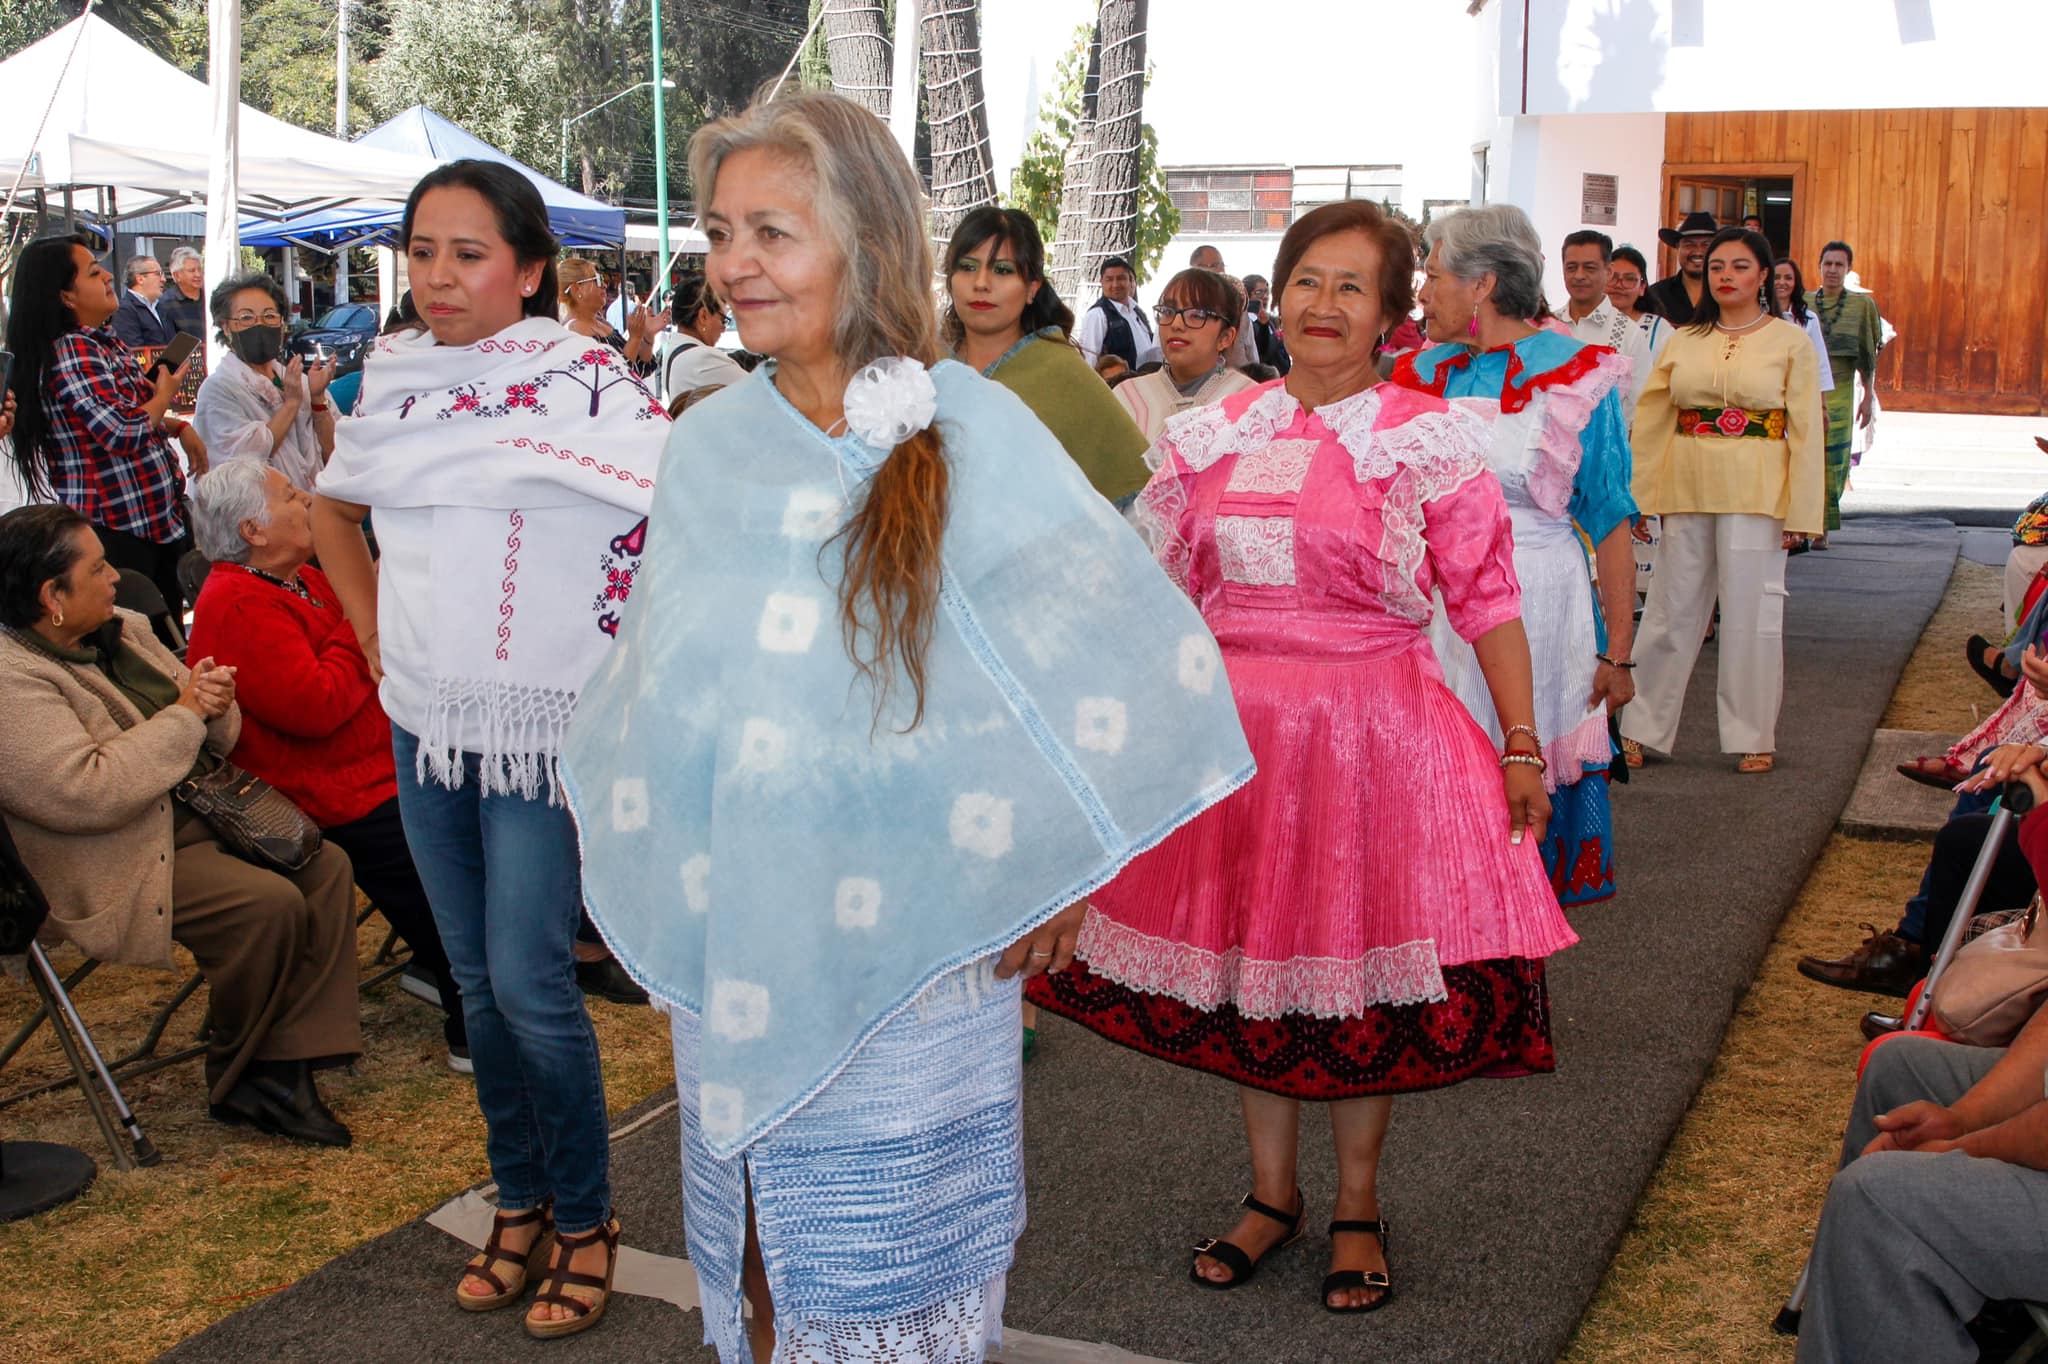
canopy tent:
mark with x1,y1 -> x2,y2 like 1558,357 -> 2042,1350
240,107 -> 629,251
0,15 -> 436,223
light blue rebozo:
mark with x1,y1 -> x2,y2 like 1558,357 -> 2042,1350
561,359 -> 1254,1158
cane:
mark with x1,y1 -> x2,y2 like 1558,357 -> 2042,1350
1773,779 -> 2036,1334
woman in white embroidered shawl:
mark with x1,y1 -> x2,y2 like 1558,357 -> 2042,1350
311,160 -> 666,1340
191,271 -> 335,493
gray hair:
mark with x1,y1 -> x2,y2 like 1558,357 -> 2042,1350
168,245 -> 203,271
208,271 -> 289,333
1424,204 -> 1548,321
123,256 -> 162,285
189,459 -> 273,564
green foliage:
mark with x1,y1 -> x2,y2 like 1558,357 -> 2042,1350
367,0 -> 566,175
1007,23 -> 1178,285
0,0 -> 66,60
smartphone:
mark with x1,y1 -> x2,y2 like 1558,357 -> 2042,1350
158,332 -> 200,372
0,349 -> 13,403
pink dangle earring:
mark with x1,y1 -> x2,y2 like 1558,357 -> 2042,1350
1466,312 -> 1480,340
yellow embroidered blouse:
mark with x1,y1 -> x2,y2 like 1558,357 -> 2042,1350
1630,317 -> 1825,534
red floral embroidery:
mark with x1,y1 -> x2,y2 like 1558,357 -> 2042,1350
1716,407 -> 1750,436
451,390 -> 483,413
604,565 -> 634,601
1678,409 -> 1702,435
582,349 -> 613,367
506,383 -> 540,409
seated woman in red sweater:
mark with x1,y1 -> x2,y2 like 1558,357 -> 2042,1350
184,459 -> 468,1071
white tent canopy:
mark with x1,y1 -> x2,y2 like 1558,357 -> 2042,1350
0,15 -> 437,220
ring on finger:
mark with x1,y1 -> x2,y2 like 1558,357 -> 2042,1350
1029,948 -> 1053,958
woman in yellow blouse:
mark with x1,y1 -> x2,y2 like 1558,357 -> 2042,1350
1623,226 -> 1823,775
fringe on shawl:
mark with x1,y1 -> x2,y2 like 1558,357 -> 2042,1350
417,677 -> 582,805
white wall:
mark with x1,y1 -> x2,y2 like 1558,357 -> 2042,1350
1505,0 -> 2041,116
1489,112 -> 1668,304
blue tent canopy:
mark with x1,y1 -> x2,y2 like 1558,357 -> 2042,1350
239,106 -> 626,250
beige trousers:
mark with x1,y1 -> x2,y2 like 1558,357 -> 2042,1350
1620,512 -> 1789,756
170,813 -> 363,1103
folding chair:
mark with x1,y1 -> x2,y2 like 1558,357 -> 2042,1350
113,567 -> 184,654
1774,779 -> 2037,1334
0,817 -> 164,1172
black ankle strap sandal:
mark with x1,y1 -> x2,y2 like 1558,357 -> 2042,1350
1188,1189 -> 1304,1291
1322,1217 -> 1393,1314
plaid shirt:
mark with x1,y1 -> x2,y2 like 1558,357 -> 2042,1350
42,326 -> 188,543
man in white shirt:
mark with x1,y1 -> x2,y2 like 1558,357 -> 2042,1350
1075,256 -> 1163,371
1560,229 -> 1656,412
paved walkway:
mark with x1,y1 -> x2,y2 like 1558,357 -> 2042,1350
1841,411 -> 2040,524
158,519 -> 1960,1364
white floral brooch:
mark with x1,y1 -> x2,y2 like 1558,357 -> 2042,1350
842,356 -> 938,449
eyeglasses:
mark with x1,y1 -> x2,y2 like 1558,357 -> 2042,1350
228,311 -> 284,327
1153,304 -> 1227,328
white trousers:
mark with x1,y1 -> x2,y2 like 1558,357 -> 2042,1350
1620,512 -> 1788,755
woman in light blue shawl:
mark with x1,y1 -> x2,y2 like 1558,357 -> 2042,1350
560,91 -> 1254,1363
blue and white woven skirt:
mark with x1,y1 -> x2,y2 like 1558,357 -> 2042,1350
673,959 -> 1026,1363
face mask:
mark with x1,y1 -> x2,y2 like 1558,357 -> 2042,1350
230,326 -> 284,366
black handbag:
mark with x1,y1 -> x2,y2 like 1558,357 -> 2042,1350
70,658 -> 323,874
174,752 -> 323,873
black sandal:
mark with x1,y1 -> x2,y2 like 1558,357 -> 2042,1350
1967,634 -> 2019,698
1322,1217 -> 1392,1314
1188,1189 -> 1304,1290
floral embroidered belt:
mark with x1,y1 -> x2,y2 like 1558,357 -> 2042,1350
1678,406 -> 1787,440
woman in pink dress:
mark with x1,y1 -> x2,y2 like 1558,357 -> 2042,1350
1029,201 -> 1576,1314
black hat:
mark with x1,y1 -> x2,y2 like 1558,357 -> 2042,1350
1657,211 -> 1718,247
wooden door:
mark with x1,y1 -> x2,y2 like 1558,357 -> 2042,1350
1661,176 -> 1746,275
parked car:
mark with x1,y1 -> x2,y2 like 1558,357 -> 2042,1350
290,303 -> 379,374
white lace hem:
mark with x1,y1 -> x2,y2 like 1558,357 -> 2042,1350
773,1274 -> 1005,1364
1076,913 -> 1448,1018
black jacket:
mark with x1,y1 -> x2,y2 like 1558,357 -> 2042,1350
1643,274 -> 1703,327
112,291 -> 175,349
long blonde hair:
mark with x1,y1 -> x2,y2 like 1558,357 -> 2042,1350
690,89 -> 948,729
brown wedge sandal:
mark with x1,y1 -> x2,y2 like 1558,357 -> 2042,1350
525,1216 -> 620,1340
455,1202 -> 556,1312
1737,752 -> 1775,774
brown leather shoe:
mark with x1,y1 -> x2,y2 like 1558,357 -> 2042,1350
1860,1011 -> 1906,1042
1796,924 -> 1926,997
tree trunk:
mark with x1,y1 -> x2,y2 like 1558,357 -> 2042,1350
1082,0 -> 1146,280
1048,26 -> 1100,299
822,0 -> 892,120
918,0 -> 997,255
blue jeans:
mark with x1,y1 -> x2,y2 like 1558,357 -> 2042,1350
391,727 -> 611,1233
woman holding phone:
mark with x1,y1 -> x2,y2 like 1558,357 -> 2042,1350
193,272 -> 336,493
4,234 -> 206,624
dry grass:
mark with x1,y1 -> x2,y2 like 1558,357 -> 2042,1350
1881,557 -> 2003,734
0,920 -> 675,1364
1564,552 -> 1997,1362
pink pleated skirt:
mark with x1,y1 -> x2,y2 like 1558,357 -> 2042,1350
1078,638 -> 1577,1022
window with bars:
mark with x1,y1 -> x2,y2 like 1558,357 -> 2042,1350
1291,164 -> 1405,217
1166,168 -> 1295,234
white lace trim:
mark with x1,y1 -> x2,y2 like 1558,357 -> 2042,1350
1224,436 -> 1319,495
774,1274 -> 1004,1364
1334,405 -> 1495,626
1129,466 -> 1194,595
1076,913 -> 1449,1018
1214,515 -> 1296,587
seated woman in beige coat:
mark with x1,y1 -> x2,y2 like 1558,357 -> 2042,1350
0,504 -> 362,1147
